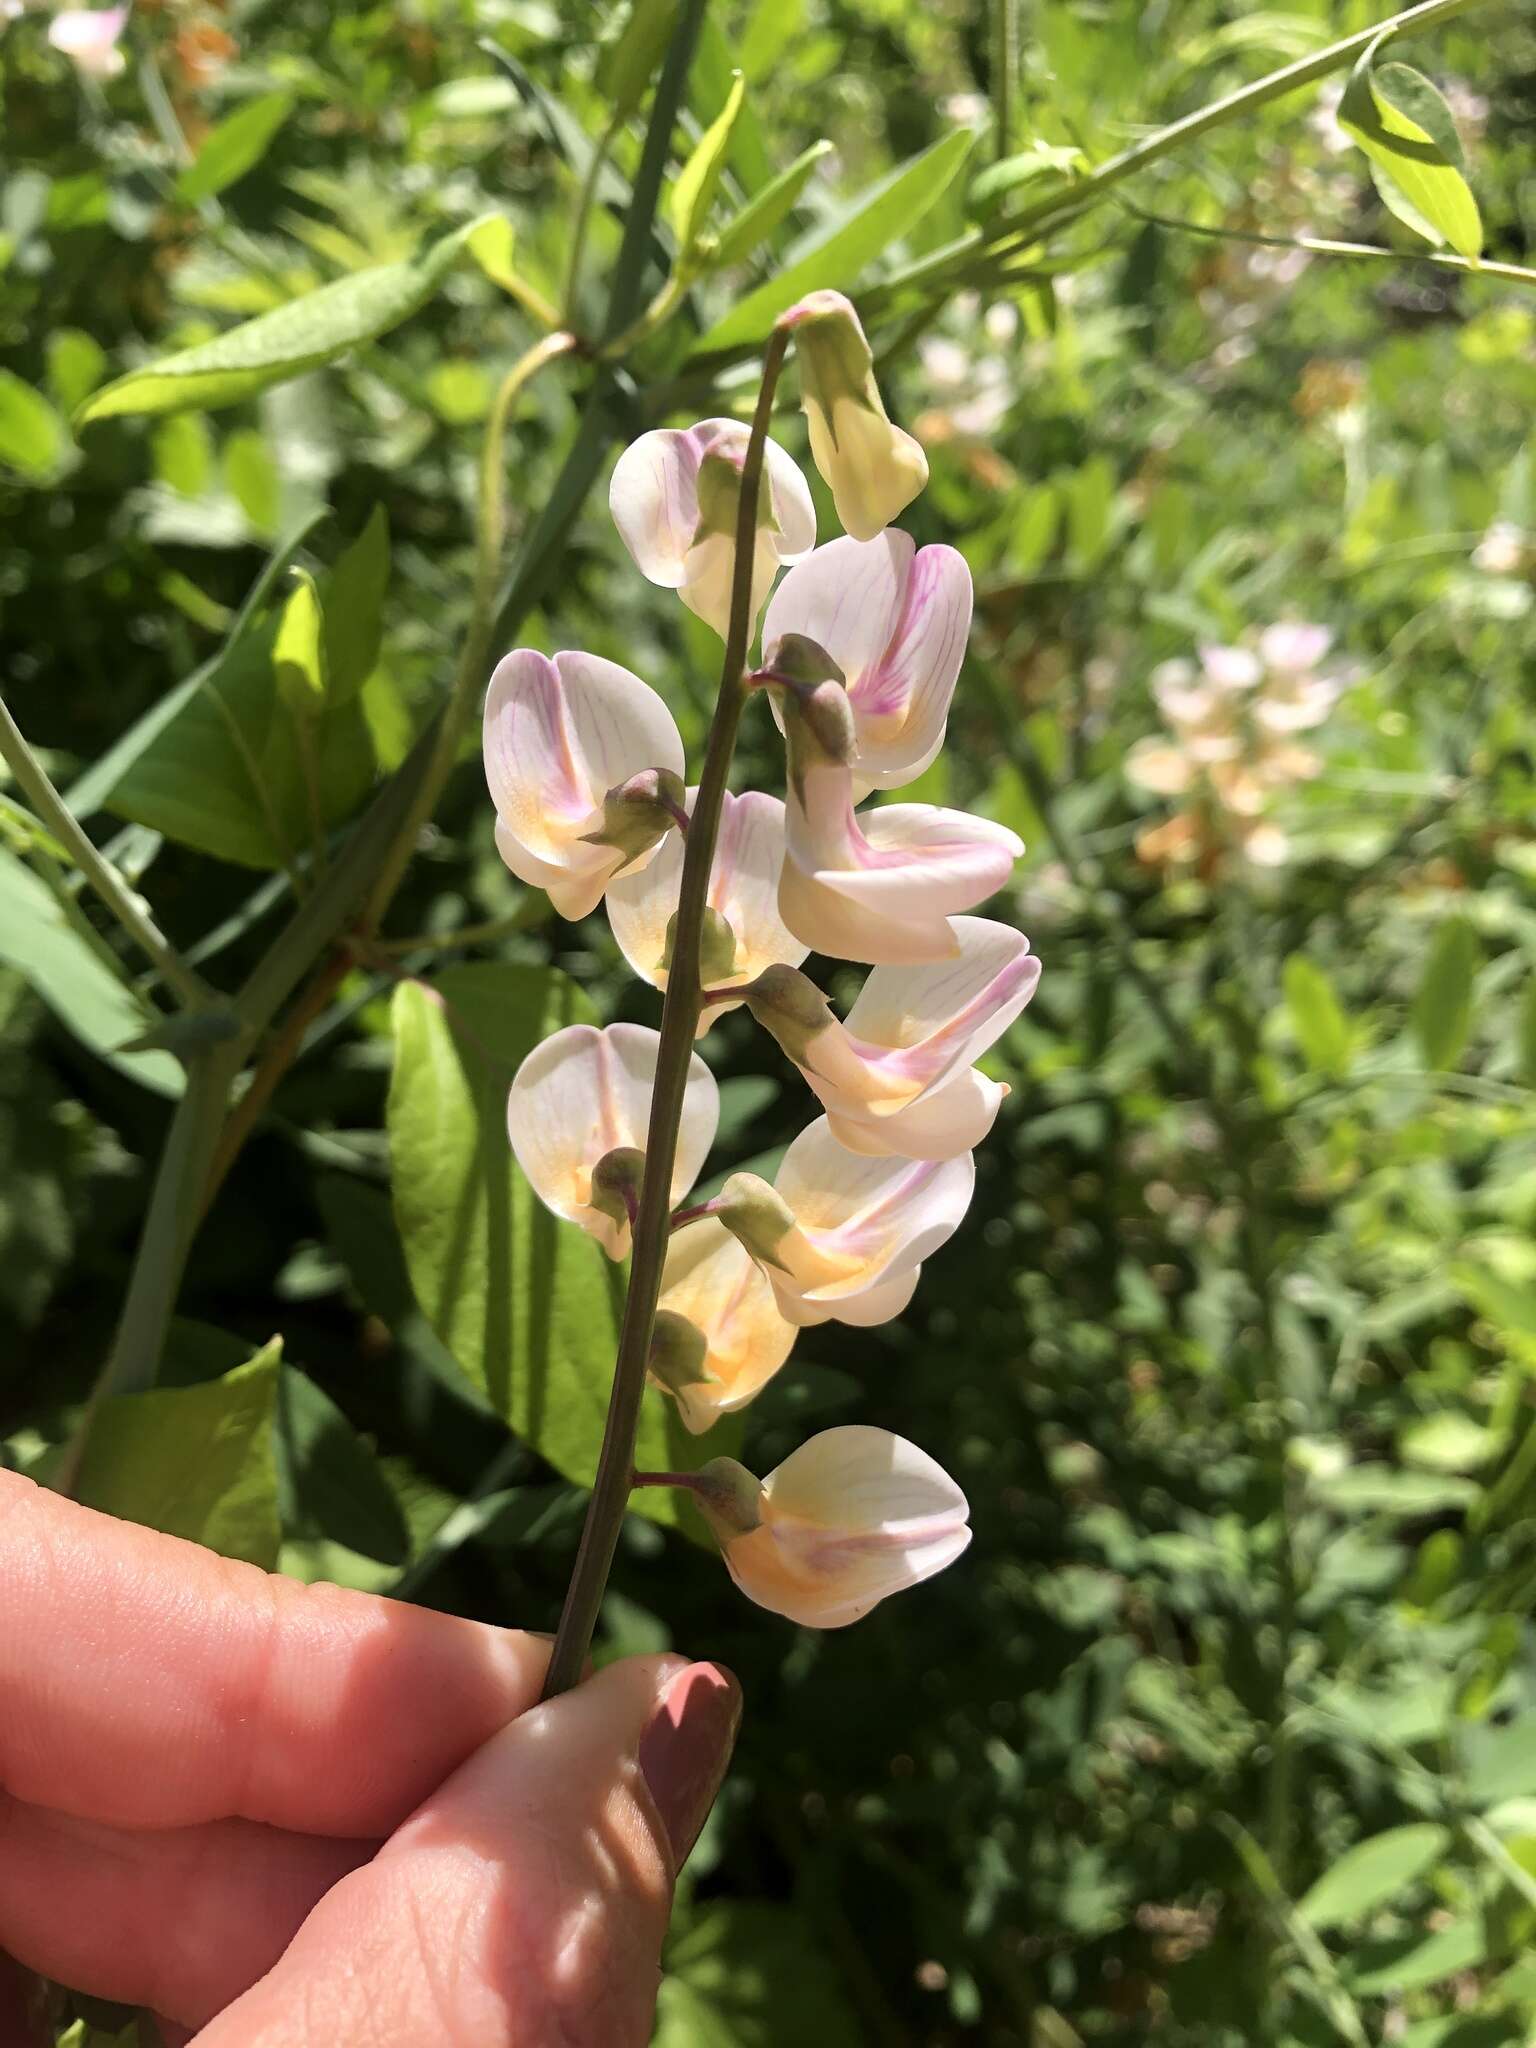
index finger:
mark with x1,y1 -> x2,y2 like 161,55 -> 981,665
0,1472 -> 552,1835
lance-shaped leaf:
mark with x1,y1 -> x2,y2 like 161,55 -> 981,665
669,69 -> 746,253
176,92 -> 292,205
76,216 -> 491,425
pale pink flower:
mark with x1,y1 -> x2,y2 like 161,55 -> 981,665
482,649 -> 685,921
746,918 -> 1038,1159
650,1219 -> 797,1432
762,531 -> 972,793
690,1426 -> 971,1628
609,418 -> 815,641
506,1024 -> 717,1260
712,1115 -> 975,1327
604,788 -> 807,1032
781,291 -> 928,541
47,7 -> 126,76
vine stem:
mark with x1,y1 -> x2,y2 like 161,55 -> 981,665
541,321 -> 793,1700
0,692 -> 211,1011
359,328 -> 577,934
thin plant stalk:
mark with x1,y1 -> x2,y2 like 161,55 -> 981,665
360,327 -> 577,933
0,693 -> 211,1011
541,323 -> 793,1701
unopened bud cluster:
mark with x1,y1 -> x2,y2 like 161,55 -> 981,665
483,293 -> 1036,1629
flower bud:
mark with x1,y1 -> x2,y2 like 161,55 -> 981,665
646,1309 -> 714,1399
609,418 -> 816,641
505,1024 -> 717,1260
782,290 -> 928,541
710,1426 -> 971,1628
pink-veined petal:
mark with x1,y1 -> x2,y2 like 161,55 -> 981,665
824,1067 -> 1008,1160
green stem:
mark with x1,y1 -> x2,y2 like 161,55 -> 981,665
980,0 -> 1492,249
0,692 -> 211,1011
564,106 -> 625,323
360,328 -> 576,934
541,322 -> 792,1700
1117,200 -> 1536,288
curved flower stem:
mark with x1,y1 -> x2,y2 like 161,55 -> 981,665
541,321 -> 793,1701
360,328 -> 578,935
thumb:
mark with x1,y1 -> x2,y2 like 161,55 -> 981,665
190,1654 -> 740,2048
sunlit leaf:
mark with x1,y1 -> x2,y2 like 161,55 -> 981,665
669,69 -> 745,252
1297,1824 -> 1450,1928
0,369 -> 70,483
1338,47 -> 1482,259
1411,915 -> 1478,1069
177,92 -> 292,205
76,217 -> 490,425
712,139 -> 832,269
1283,954 -> 1352,1078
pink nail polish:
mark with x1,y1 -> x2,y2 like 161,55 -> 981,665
639,1661 -> 742,1869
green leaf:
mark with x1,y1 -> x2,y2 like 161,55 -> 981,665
222,426 -> 281,534
322,506 -> 389,705
692,126 -> 974,355
599,0 -> 676,121
0,368 -> 70,483
0,846 -> 182,1096
99,601 -> 380,871
72,1343 -> 283,1567
76,216 -> 489,425
272,568 -> 327,712
151,411 -> 213,496
1338,48 -> 1483,259
1283,954 -> 1352,1078
387,963 -> 731,1535
176,92 -> 292,204
656,1903 -> 865,2047
1454,1262 -> 1536,1347
1315,1466 -> 1478,1515
45,327 -> 107,412
1298,1824 -> 1451,1929
712,140 -> 832,270
967,141 -> 1085,219
1459,1717 -> 1536,1806
1344,1917 -> 1486,1995
273,1366 -> 410,1565
669,69 -> 746,252
1411,916 -> 1479,1069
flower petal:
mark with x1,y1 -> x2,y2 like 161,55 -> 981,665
656,1219 -> 797,1431
825,1067 -> 1007,1160
765,1424 -> 969,1530
840,917 -> 1038,1096
506,1023 -> 718,1258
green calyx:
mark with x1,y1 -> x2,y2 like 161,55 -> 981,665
695,442 -> 777,542
692,1455 -> 764,1541
664,904 -> 738,985
744,963 -> 834,1064
582,767 -> 686,866
648,1310 -> 716,1393
589,1145 -> 646,1228
713,1170 -> 797,1272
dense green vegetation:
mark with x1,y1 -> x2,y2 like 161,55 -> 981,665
4,0 -> 1536,2040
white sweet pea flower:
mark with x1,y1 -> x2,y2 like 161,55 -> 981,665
609,418 -> 815,641
782,291 -> 928,541
47,6 -> 126,75
506,1023 -> 717,1260
775,676 -> 1020,963
649,1219 -> 797,1433
712,1115 -> 975,1327
762,531 -> 972,793
483,649 -> 686,921
604,788 -> 808,1033
685,1426 -> 971,1628
745,918 -> 1039,1159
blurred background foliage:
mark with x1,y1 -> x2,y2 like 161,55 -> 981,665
4,0 -> 1536,2041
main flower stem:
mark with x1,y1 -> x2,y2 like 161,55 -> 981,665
541,323 -> 792,1700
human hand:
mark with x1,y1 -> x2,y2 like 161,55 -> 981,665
0,1471 -> 740,2046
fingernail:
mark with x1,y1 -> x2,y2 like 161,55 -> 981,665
639,1661 -> 741,1868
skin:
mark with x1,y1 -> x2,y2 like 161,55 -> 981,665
0,1472 -> 735,2047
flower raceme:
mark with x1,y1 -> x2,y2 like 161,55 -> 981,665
744,918 -> 1040,1159
488,292 -> 1023,1642
506,1024 -> 717,1260
782,291 -> 929,543
762,530 -> 972,794
775,673 -> 1024,963
676,1426 -> 972,1629
709,1116 -> 975,1327
483,650 -> 686,919
604,788 -> 808,1032
609,417 -> 816,641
